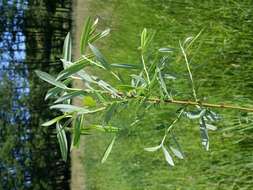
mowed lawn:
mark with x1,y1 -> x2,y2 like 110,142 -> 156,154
76,1 -> 253,189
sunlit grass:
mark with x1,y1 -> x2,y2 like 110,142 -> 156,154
80,0 -> 253,189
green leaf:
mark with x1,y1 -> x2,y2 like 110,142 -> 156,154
99,28 -> 110,39
185,109 -> 206,120
141,28 -> 147,51
45,87 -> 62,100
206,123 -> 217,131
162,146 -> 174,166
50,104 -> 105,114
63,32 -> 72,63
111,63 -> 140,70
131,74 -> 147,87
89,44 -> 110,70
90,18 -> 99,33
170,146 -> 184,159
55,91 -> 86,104
84,125 -> 120,133
97,80 -> 119,97
83,96 -> 96,107
117,85 -> 136,91
171,134 -> 185,159
185,29 -> 204,49
104,102 -> 118,124
158,47 -> 174,53
61,59 -> 72,69
205,110 -> 220,122
144,145 -> 161,152
199,117 -> 209,151
45,78 -> 73,100
140,28 -> 155,53
93,91 -> 106,103
42,115 -> 71,127
35,70 -> 67,89
77,70 -> 94,83
50,104 -> 89,113
72,115 -> 83,148
89,28 -> 110,43
56,60 -> 88,81
157,68 -> 170,98
80,16 -> 92,54
56,122 -> 68,161
183,36 -> 193,47
164,74 -> 176,80
101,136 -> 116,163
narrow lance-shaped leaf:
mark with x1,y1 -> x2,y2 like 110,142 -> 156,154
185,109 -> 206,120
170,134 -> 184,159
45,86 -> 62,100
170,146 -> 184,159
158,47 -> 174,53
205,110 -> 220,122
90,17 -> 99,35
131,74 -> 146,87
183,36 -> 193,47
101,136 -> 116,163
97,80 -> 120,98
50,104 -> 88,113
140,28 -> 155,53
45,78 -> 73,100
63,32 -> 72,63
55,91 -> 86,104
89,44 -> 110,70
104,102 -> 118,124
164,74 -> 176,80
56,60 -> 88,81
35,70 -> 67,89
157,68 -> 170,98
206,123 -> 217,131
111,63 -> 141,70
50,104 -> 105,114
85,125 -> 120,133
144,145 -> 161,152
93,90 -> 106,103
42,114 -> 71,127
72,115 -> 83,148
80,16 -> 92,54
77,70 -> 95,83
89,28 -> 110,43
141,28 -> 147,51
199,117 -> 209,151
56,122 -> 68,161
162,146 -> 174,166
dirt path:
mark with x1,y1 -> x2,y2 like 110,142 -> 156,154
71,0 -> 92,189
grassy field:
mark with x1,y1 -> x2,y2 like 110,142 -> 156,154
75,1 -> 253,189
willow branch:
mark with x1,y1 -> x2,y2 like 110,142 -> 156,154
66,86 -> 253,112
148,97 -> 253,113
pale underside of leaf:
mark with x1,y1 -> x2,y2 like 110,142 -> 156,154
42,115 -> 71,127
101,136 -> 116,163
144,145 -> 161,152
35,70 -> 68,89
170,146 -> 184,159
63,32 -> 72,64
199,117 -> 209,151
162,146 -> 175,166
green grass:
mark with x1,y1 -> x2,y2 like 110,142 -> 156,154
78,0 -> 253,189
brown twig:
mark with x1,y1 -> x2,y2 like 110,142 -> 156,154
68,88 -> 253,112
